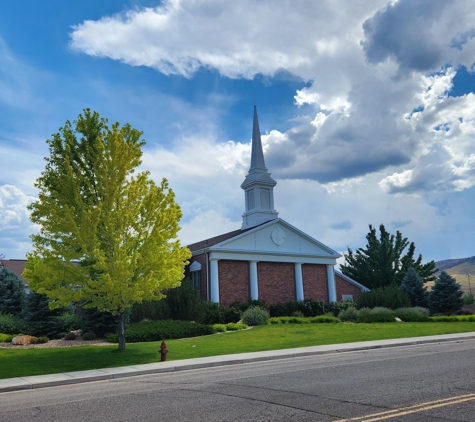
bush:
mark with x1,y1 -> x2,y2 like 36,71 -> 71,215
357,307 -> 395,323
0,333 -> 20,342
130,299 -> 170,323
308,315 -> 340,323
241,306 -> 269,326
338,307 -> 359,322
212,324 -> 226,333
82,331 -> 96,341
36,336 -> 49,344
269,299 -> 325,317
82,307 -> 121,338
394,307 -> 429,322
105,320 -> 214,343
463,294 -> 474,305
429,315 -> 475,322
64,332 -> 77,340
328,300 -> 357,317
165,279 -> 205,322
200,302 -> 226,325
429,272 -> 464,315
224,307 -> 242,323
57,313 -> 82,333
357,285 -> 411,310
0,313 -> 25,334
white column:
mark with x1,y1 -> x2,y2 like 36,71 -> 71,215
294,263 -> 304,301
327,264 -> 337,303
210,259 -> 220,303
249,261 -> 259,300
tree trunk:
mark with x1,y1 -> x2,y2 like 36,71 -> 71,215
118,312 -> 126,351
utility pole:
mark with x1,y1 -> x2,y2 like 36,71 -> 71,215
469,274 -> 472,296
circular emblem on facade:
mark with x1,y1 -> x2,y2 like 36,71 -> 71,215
271,227 -> 286,246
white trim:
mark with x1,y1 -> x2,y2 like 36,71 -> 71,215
210,259 -> 220,303
249,261 -> 259,300
189,261 -> 201,272
327,265 -> 337,302
294,263 -> 304,301
208,251 -> 337,265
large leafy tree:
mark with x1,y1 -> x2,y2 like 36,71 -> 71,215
341,224 -> 437,289
24,110 -> 191,350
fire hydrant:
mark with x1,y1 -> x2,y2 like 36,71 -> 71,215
159,341 -> 168,362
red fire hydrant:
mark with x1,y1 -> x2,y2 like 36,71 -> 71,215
159,341 -> 168,362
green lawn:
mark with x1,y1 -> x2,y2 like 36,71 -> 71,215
1,322 -> 475,380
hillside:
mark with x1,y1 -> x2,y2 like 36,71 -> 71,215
434,256 -> 475,294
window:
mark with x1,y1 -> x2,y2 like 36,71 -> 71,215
247,189 -> 255,210
191,271 -> 201,294
342,295 -> 353,301
260,189 -> 270,209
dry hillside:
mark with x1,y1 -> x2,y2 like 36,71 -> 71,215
434,256 -> 475,294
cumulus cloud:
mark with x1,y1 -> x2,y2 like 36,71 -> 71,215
0,185 -> 37,259
70,0 -> 475,198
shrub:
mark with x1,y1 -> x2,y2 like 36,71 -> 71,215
394,307 -> 429,322
0,313 -> 25,334
105,320 -> 214,343
357,307 -> 395,323
338,307 -> 359,322
165,279 -> 205,322
429,272 -> 464,315
308,315 -> 340,323
130,299 -> 170,323
36,336 -> 49,344
0,333 -> 20,342
328,300 -> 357,317
357,285 -> 411,310
64,332 -> 77,340
200,302 -> 226,325
224,306 -> 242,323
82,331 -> 96,341
0,267 -> 26,316
269,299 -> 325,317
212,324 -> 226,333
82,307 -> 122,337
463,294 -> 474,305
429,315 -> 475,322
57,314 -> 82,333
241,306 -> 269,326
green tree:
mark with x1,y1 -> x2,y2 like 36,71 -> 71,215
429,271 -> 464,315
340,224 -> 437,289
23,110 -> 191,350
400,268 -> 428,307
23,292 -> 64,338
0,266 -> 26,316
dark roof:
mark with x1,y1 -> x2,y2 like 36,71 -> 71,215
0,259 -> 28,285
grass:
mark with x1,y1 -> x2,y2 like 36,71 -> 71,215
1,322 -> 475,380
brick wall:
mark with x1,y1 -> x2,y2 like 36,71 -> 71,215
258,262 -> 295,305
302,264 -> 328,302
219,260 -> 250,308
335,273 -> 363,302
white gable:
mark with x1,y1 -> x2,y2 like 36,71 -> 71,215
213,219 -> 339,259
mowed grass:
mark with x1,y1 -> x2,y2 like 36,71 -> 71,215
1,322 -> 475,380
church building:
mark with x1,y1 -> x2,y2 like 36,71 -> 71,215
186,107 -> 368,308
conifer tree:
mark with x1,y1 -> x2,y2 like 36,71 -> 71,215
23,110 -> 191,350
341,224 -> 437,289
429,271 -> 464,315
400,267 -> 428,308
0,266 -> 26,316
23,292 -> 64,338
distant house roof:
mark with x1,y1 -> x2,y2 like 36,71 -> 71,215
0,259 -> 28,286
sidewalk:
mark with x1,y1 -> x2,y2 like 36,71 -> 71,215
2,332 -> 475,393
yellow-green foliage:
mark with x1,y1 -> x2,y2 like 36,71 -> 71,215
23,110 -> 191,350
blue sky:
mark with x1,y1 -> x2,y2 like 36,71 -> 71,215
1,0 -> 474,264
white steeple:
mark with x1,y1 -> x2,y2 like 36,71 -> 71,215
241,106 -> 278,229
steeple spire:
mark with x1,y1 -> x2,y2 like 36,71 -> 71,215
241,106 -> 278,229
250,105 -> 266,170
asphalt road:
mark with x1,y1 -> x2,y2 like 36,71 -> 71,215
2,340 -> 475,421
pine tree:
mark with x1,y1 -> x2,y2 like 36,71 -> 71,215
0,267 -> 26,316
429,271 -> 464,315
23,292 -> 64,338
341,224 -> 437,289
400,268 -> 428,308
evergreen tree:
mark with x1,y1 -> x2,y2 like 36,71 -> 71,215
341,224 -> 437,289
0,266 -> 26,316
400,268 -> 428,307
81,307 -> 120,337
23,292 -> 64,338
429,271 -> 464,315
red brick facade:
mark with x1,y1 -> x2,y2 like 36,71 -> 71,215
258,262 -> 295,305
302,264 -> 328,302
218,260 -> 250,308
335,273 -> 363,302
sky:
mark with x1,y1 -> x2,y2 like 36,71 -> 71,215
1,0 -> 474,265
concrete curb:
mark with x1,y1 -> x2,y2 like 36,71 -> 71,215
2,332 -> 475,393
